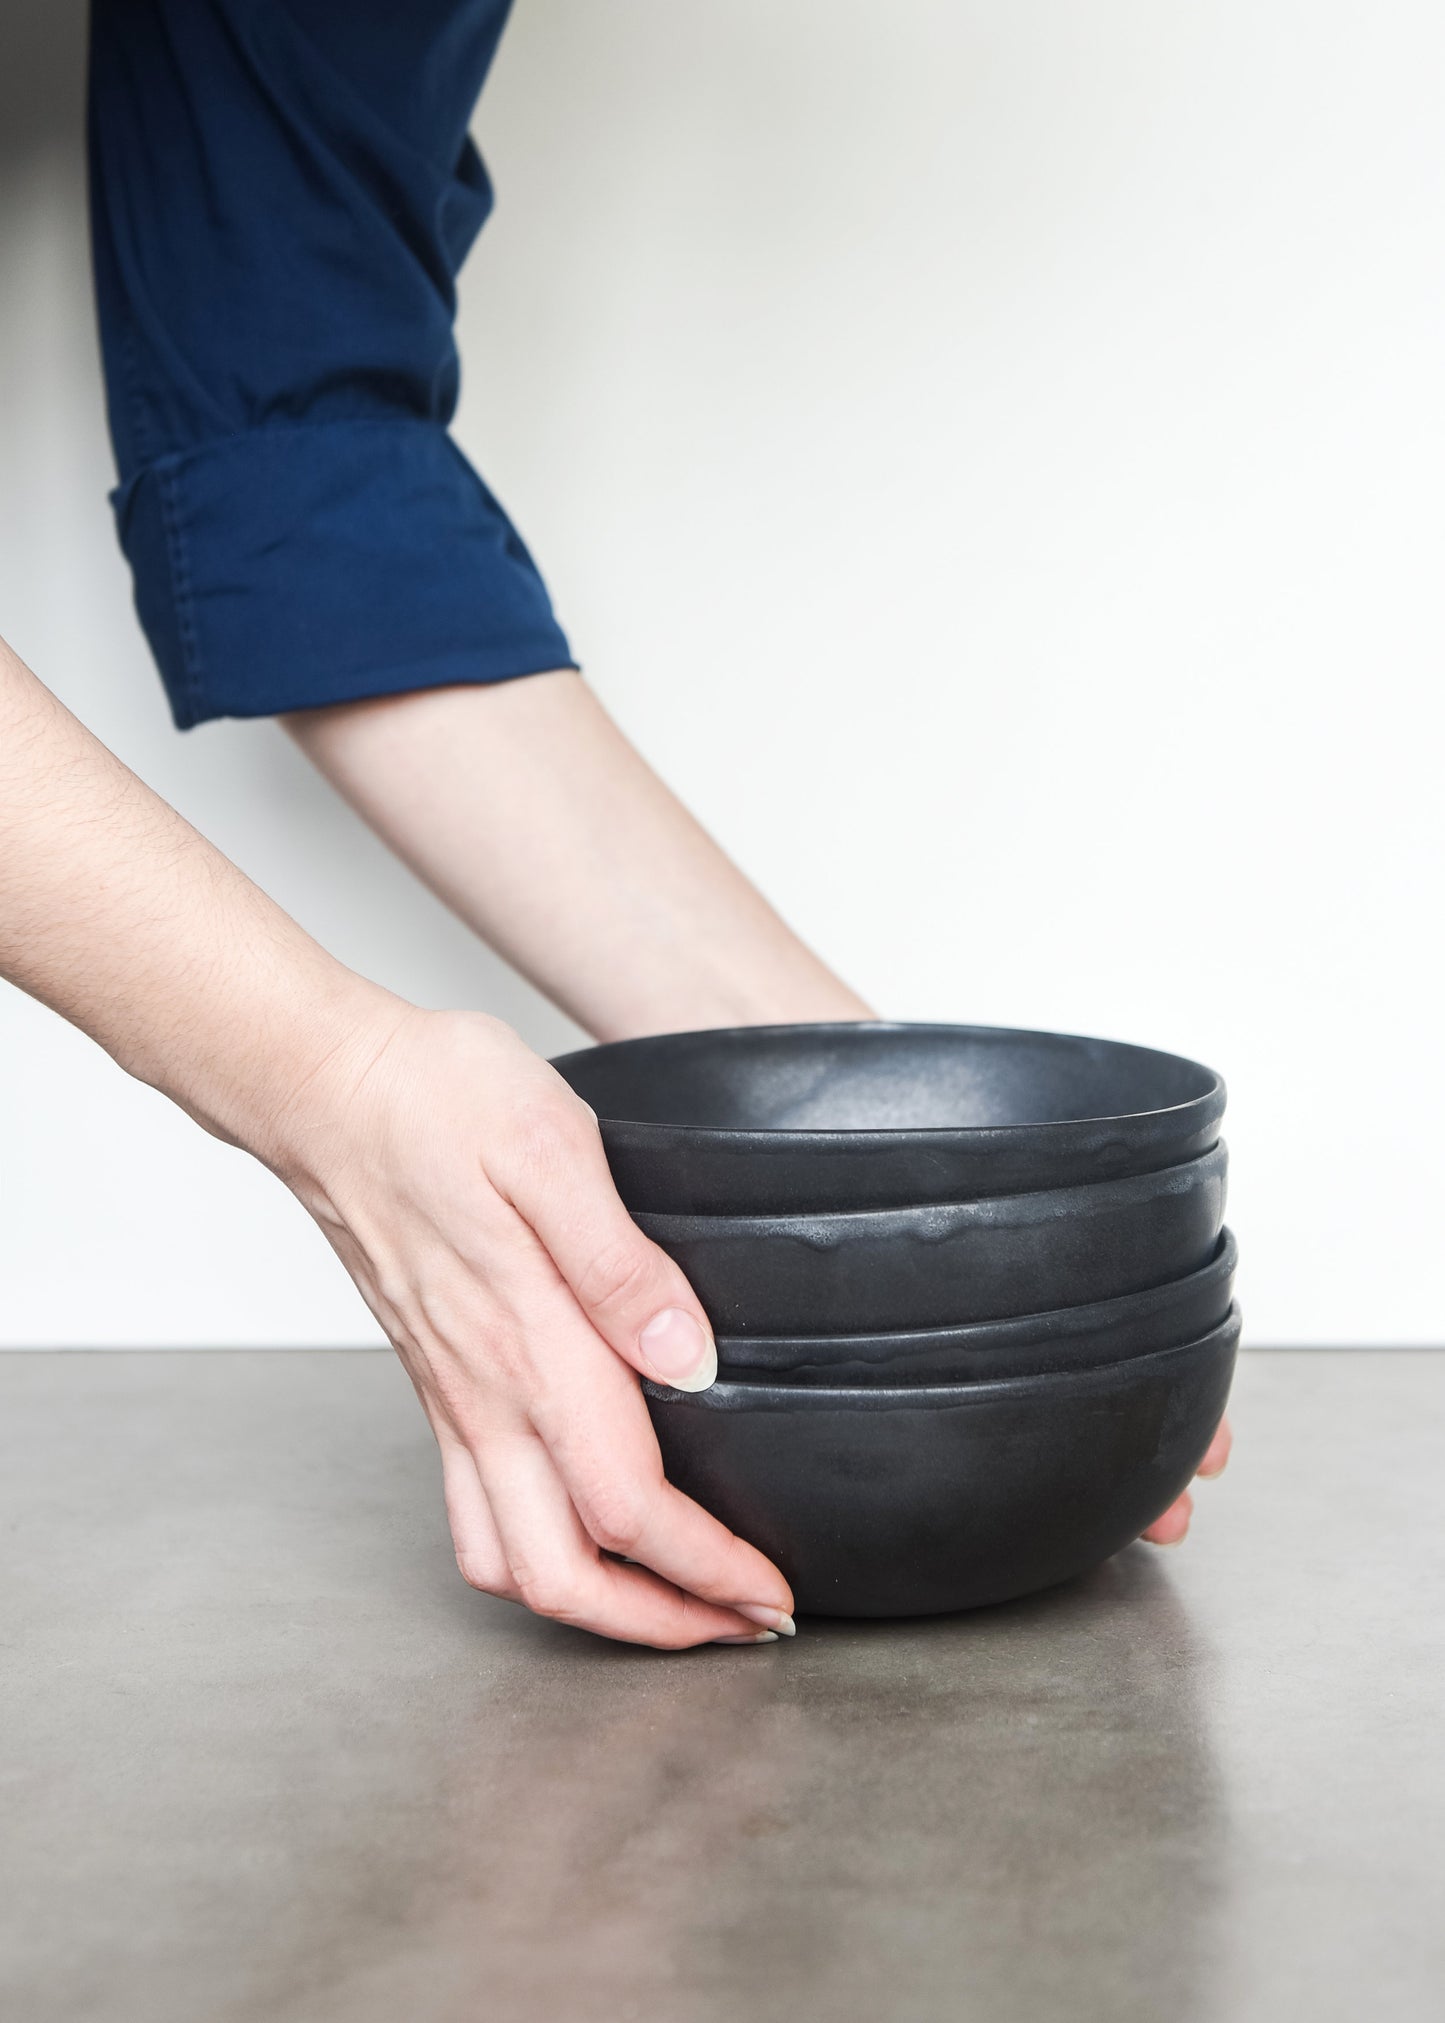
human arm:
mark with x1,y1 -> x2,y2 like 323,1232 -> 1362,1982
0,634 -> 793,1645
284,671 -> 874,1040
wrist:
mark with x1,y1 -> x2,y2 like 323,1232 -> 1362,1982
138,946 -> 407,1190
238,971 -> 409,1192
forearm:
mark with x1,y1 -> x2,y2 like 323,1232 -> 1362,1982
284,672 -> 873,1041
1,634 -> 795,1643
0,635 -> 391,1166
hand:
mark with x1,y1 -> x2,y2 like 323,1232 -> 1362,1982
1141,1416 -> 1232,1546
274,1000 -> 795,1648
0,638 -> 786,1647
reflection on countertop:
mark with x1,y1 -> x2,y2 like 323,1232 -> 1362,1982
0,1348 -> 1439,2023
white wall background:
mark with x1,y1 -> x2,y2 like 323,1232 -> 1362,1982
1,0 -> 1440,1348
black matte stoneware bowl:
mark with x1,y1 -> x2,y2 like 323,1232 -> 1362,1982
634,1143 -> 1226,1336
552,1022 -> 1224,1214
646,1309 -> 1240,1617
714,1229 -> 1237,1385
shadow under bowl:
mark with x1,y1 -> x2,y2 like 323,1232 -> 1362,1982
714,1228 -> 1238,1384
635,1143 -> 1227,1336
646,1309 -> 1240,1618
552,1022 -> 1225,1214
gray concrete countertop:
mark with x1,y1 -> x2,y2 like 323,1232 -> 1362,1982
1,1349 -> 1441,2023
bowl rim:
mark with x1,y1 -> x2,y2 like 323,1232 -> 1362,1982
712,1227 -> 1238,1353
552,1020 -> 1226,1145
632,1138 -> 1227,1239
645,1305 -> 1242,1410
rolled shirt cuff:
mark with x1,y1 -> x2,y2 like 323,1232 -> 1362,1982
111,418 -> 577,729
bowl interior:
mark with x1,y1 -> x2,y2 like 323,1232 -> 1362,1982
555,1022 -> 1219,1136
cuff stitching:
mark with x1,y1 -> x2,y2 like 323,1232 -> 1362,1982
156,463 -> 205,714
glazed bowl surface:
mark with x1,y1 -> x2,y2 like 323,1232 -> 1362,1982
646,1308 -> 1241,1617
552,1022 -> 1225,1214
636,1143 -> 1227,1336
714,1228 -> 1237,1384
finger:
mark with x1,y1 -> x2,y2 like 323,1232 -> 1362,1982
496,1093 -> 718,1392
479,1428 -> 778,1648
437,1437 -> 515,1598
394,1353 -> 520,1598
1195,1415 -> 1232,1479
529,1327 -> 794,1627
1142,1488 -> 1194,1546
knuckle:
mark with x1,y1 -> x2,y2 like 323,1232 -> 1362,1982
510,1098 -> 593,1180
455,1552 -> 506,1597
434,1384 -> 486,1448
511,1563 -> 586,1624
578,1474 -> 656,1558
415,1356 -> 491,1447
572,1238 -> 660,1321
415,1280 -> 518,1380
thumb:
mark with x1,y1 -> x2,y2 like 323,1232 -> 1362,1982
501,1097 -> 719,1392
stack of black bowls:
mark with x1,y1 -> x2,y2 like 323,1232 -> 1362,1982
553,1023 -> 1237,1619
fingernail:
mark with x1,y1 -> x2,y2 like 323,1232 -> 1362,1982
1146,1532 -> 1187,1548
712,1631 -> 780,1645
639,1308 -> 716,1391
734,1605 -> 796,1636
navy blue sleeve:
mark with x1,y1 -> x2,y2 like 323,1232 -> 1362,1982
88,0 -> 576,729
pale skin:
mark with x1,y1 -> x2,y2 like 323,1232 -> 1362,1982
0,643 -> 1226,1650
